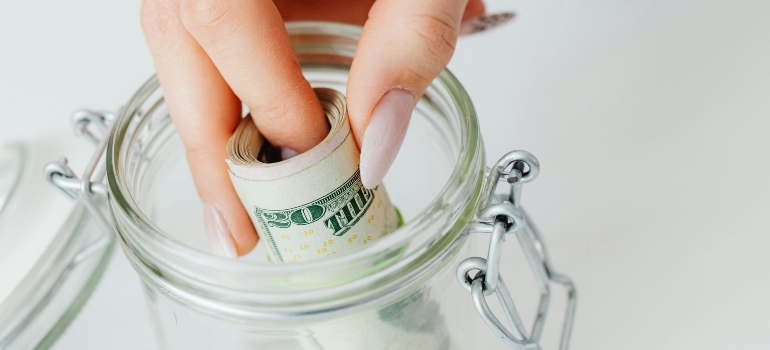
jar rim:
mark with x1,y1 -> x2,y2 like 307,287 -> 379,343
107,21 -> 486,313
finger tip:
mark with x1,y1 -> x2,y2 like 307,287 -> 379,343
358,88 -> 415,189
359,126 -> 392,189
203,195 -> 258,258
203,200 -> 239,259
360,155 -> 385,189
280,147 -> 299,160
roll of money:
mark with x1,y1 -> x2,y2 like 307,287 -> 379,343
226,88 -> 399,262
227,88 -> 452,349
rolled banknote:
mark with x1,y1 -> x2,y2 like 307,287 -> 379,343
226,88 -> 399,262
227,88 -> 452,349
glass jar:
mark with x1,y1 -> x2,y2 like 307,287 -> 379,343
0,135 -> 114,350
47,22 -> 575,350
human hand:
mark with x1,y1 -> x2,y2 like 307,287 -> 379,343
140,0 -> 513,257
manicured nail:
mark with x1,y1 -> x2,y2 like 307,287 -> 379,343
360,89 -> 415,189
280,147 -> 298,160
203,201 -> 237,258
460,12 -> 516,36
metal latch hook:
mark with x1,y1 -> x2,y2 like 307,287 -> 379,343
457,150 -> 577,349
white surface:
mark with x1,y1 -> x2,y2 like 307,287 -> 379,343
1,0 -> 770,349
0,136 -> 87,305
0,1 -> 158,348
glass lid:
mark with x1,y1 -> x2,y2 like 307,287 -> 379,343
0,134 -> 114,350
0,142 -> 26,226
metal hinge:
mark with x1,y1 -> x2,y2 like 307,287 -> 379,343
43,110 -> 115,263
457,151 -> 577,349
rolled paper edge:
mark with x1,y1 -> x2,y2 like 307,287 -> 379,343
227,111 -> 352,181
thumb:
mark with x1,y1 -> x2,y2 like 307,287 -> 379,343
347,0 -> 471,188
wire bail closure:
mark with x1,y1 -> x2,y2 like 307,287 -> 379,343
456,150 -> 577,349
43,110 -> 116,262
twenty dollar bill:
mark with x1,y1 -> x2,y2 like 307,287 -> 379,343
226,88 -> 399,262
227,88 -> 452,350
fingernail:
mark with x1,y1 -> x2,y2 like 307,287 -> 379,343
280,147 -> 299,160
360,89 -> 415,189
203,201 -> 237,259
460,12 -> 516,36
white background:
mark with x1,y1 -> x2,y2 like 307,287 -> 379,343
2,0 -> 770,349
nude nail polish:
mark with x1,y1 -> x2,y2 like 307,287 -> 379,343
280,147 -> 299,160
460,12 -> 516,36
203,201 -> 237,258
360,89 -> 415,189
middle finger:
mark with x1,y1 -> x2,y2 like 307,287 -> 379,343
179,0 -> 329,153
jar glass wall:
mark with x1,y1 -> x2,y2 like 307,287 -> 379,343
107,22 -> 488,349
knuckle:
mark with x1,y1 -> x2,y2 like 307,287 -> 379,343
140,0 -> 181,40
252,76 -> 311,124
179,0 -> 232,32
404,65 -> 434,87
407,9 -> 459,66
257,98 -> 293,124
185,141 -> 218,164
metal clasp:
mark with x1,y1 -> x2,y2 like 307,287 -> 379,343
457,151 -> 577,349
43,110 -> 115,263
